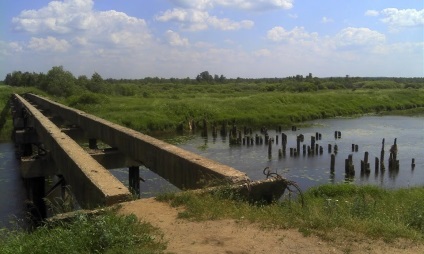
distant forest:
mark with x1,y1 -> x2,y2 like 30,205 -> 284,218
3,66 -> 424,98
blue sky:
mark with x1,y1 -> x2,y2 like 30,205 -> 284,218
1,0 -> 423,79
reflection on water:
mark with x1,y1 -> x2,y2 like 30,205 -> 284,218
0,143 -> 27,229
166,116 -> 424,191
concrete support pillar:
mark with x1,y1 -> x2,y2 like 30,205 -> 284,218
89,138 -> 98,149
129,166 -> 140,198
29,177 -> 46,221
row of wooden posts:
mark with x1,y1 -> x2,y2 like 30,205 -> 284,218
200,121 -> 416,177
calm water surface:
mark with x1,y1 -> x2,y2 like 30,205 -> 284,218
1,115 -> 423,227
0,143 -> 26,228
167,115 -> 424,191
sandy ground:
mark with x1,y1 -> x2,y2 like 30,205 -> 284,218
118,198 -> 424,254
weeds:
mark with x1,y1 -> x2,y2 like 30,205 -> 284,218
157,184 -> 424,242
0,211 -> 166,254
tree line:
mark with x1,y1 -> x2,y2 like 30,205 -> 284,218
3,66 -> 424,98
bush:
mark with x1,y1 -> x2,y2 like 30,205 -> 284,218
68,93 -> 109,107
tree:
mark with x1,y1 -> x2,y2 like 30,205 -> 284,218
196,71 -> 213,82
87,72 -> 105,93
42,66 -> 77,97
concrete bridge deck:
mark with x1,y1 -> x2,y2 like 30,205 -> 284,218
11,93 -> 254,218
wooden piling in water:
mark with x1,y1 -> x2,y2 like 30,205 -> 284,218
361,151 -> 370,173
345,154 -> 355,177
220,121 -> 227,136
335,131 -> 341,139
296,135 -> 301,155
388,139 -> 399,171
375,157 -> 379,173
268,141 -> 272,157
330,154 -> 335,173
412,158 -> 415,169
328,144 -> 332,153
201,119 -> 208,137
334,144 -> 338,154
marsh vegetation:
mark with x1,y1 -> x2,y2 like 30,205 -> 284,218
1,67 -> 424,251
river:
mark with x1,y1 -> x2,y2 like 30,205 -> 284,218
1,115 -> 423,228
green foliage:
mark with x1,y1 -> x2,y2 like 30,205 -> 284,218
67,93 -> 110,108
0,212 -> 166,254
2,67 -> 424,132
40,66 -> 79,97
157,185 -> 424,242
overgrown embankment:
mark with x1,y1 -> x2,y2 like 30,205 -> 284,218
66,88 -> 424,133
157,184 -> 424,244
1,84 -> 424,137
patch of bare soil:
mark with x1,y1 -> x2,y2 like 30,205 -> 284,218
118,198 -> 424,254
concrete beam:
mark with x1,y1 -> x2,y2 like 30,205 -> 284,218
89,148 -> 139,169
13,94 -> 131,208
24,93 -> 250,190
14,129 -> 39,144
20,149 -> 138,178
21,154 -> 58,178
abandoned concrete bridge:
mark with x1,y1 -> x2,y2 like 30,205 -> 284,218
10,93 -> 286,220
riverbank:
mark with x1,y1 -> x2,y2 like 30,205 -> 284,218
2,184 -> 423,253
119,196 -> 424,254
1,85 -> 424,140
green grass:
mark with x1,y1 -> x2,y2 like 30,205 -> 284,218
157,184 -> 424,243
0,211 -> 166,254
0,86 -> 46,141
62,88 -> 424,133
1,82 -> 423,135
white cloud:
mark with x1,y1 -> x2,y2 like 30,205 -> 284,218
334,27 -> 386,48
267,26 -> 318,43
365,10 -> 379,17
156,8 -> 253,31
321,16 -> 333,24
165,30 -> 190,46
12,0 -> 152,49
380,8 -> 424,27
12,0 -> 94,34
0,41 -> 21,56
28,36 -> 70,52
169,0 -> 294,11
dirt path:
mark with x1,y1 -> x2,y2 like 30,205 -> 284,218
118,198 -> 423,254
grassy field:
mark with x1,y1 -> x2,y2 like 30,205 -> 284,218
64,87 -> 424,134
1,82 -> 423,136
